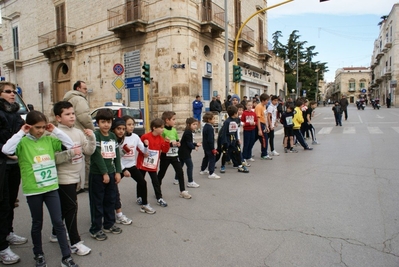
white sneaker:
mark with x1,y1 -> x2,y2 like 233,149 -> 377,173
6,232 -> 27,245
140,204 -> 156,214
173,180 -> 179,185
187,181 -> 200,188
116,214 -> 132,225
0,246 -> 20,264
271,150 -> 280,156
208,173 -> 221,179
199,170 -> 209,175
71,241 -> 91,256
179,191 -> 192,199
49,233 -> 69,243
247,158 -> 255,162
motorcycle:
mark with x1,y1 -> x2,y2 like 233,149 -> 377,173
371,99 -> 380,110
356,99 -> 365,110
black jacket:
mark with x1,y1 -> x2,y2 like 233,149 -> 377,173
178,130 -> 198,159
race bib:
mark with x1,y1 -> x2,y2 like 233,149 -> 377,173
32,160 -> 58,188
228,121 -> 238,133
285,116 -> 293,126
246,115 -> 255,124
71,143 -> 83,164
166,147 -> 179,157
101,140 -> 116,159
143,149 -> 159,170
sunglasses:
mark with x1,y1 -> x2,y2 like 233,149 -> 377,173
1,90 -> 17,94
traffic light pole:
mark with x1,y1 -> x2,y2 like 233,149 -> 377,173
233,0 -> 294,94
144,83 -> 150,132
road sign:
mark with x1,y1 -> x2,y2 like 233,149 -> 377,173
125,77 -> 143,101
112,76 -> 125,91
124,51 -> 141,78
361,88 -> 367,93
113,63 -> 124,76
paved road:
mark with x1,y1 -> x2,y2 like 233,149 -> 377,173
10,105 -> 399,267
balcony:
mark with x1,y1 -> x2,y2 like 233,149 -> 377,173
108,1 -> 149,37
376,49 -> 384,60
38,27 -> 76,60
348,88 -> 356,92
257,40 -> 273,61
236,24 -> 254,52
385,36 -> 392,49
200,2 -> 225,38
383,66 -> 392,77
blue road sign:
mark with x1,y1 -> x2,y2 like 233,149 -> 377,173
125,76 -> 143,102
361,89 -> 367,93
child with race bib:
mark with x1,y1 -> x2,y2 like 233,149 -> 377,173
1,110 -> 78,267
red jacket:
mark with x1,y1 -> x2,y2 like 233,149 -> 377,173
241,110 -> 257,131
136,132 -> 170,172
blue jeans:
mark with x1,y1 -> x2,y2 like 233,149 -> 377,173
178,157 -> 194,183
243,129 -> 256,160
334,113 -> 342,126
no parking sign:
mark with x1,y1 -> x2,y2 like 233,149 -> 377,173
113,63 -> 124,76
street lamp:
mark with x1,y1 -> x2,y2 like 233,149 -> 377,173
287,45 -> 305,99
315,67 -> 320,104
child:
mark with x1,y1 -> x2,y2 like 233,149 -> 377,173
157,111 -> 192,199
52,101 -> 95,256
267,95 -> 280,156
89,109 -> 122,241
1,110 -> 78,267
111,118 -> 133,224
255,93 -> 272,160
137,118 -> 170,207
235,104 -> 249,167
200,112 -> 220,178
306,101 -> 319,144
176,118 -> 201,188
120,115 -> 155,214
293,99 -> 313,150
280,103 -> 297,153
241,101 -> 257,162
332,101 -> 343,126
219,106 -> 249,173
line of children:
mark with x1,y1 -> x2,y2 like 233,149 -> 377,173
1,110 -> 79,267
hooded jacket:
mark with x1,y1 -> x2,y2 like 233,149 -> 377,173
63,90 -> 94,131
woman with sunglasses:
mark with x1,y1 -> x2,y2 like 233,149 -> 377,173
0,81 -> 27,265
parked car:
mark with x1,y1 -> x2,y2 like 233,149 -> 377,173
15,92 -> 31,120
91,102 -> 145,136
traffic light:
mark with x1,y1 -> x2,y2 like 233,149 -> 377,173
233,65 -> 242,83
142,62 -> 151,84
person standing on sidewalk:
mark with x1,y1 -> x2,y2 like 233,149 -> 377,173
63,81 -> 94,194
192,95 -> 203,124
0,81 -> 28,265
339,95 -> 349,121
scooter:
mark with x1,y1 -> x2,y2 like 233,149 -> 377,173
356,99 -> 365,110
371,99 -> 380,110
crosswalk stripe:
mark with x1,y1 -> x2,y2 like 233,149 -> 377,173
392,127 -> 399,134
343,127 -> 356,134
367,127 -> 383,134
318,127 -> 333,134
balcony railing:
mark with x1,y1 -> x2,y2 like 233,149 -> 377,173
385,36 -> 392,49
200,2 -> 225,38
235,24 -> 254,52
38,27 -> 76,52
108,1 -> 148,33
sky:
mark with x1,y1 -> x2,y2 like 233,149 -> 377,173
267,0 -> 399,82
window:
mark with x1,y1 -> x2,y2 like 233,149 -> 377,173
12,27 -> 19,60
234,0 -> 241,35
55,3 -> 66,44
359,79 -> 366,90
349,79 -> 355,91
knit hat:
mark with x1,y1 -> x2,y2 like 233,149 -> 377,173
230,94 -> 240,103
111,117 -> 126,130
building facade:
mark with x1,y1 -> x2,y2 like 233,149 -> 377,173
370,3 -> 399,107
0,0 -> 285,126
334,67 -> 371,104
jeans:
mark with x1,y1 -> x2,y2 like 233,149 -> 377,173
257,123 -> 269,157
89,173 -> 116,234
334,113 -> 342,126
242,129 -> 256,160
27,190 -> 70,257
178,158 -> 194,183
201,150 -> 216,175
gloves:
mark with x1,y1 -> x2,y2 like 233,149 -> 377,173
212,149 -> 218,155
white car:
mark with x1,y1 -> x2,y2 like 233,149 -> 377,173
91,102 -> 145,136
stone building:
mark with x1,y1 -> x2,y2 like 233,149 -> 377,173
0,0 -> 285,126
334,67 -> 371,104
370,3 -> 398,107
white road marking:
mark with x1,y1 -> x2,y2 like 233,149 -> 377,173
392,127 -> 399,134
358,114 -> 363,124
343,127 -> 356,134
376,115 -> 384,119
318,127 -> 333,134
367,127 -> 383,134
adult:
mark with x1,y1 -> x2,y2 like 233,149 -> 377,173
0,81 -> 28,265
339,95 -> 349,121
240,96 -> 248,109
387,95 -> 391,108
214,95 -> 222,112
209,97 -> 218,112
63,80 -> 95,193
222,95 -> 231,111
192,95 -> 203,122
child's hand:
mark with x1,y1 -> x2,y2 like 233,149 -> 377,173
143,140 -> 149,146
115,173 -> 121,184
21,124 -> 31,133
123,170 -> 131,177
46,123 -> 56,132
84,129 -> 93,137
164,137 -> 170,143
197,142 -> 202,147
103,174 -> 110,184
143,152 -> 149,157
176,141 -> 181,147
7,155 -> 18,160
212,149 -> 218,155
73,147 -> 82,156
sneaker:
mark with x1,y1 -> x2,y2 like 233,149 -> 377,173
208,173 -> 221,179
304,147 -> 313,150
116,214 -> 132,225
261,155 -> 273,160
103,225 -> 122,234
199,170 -> 209,175
242,161 -> 251,167
136,197 -> 143,205
312,141 -> 319,145
90,230 -> 107,241
271,150 -> 280,156
71,241 -> 91,256
187,181 -> 200,188
226,160 -> 232,165
34,254 -> 46,267
284,148 -> 288,153
179,191 -> 192,199
0,247 -> 20,265
173,180 -> 179,185
237,166 -> 249,173
140,204 -> 156,214
49,233 -> 70,243
247,158 -> 255,162
157,198 -> 168,207
61,256 -> 78,267
220,166 -> 225,173
289,148 -> 298,153
6,232 -> 28,245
